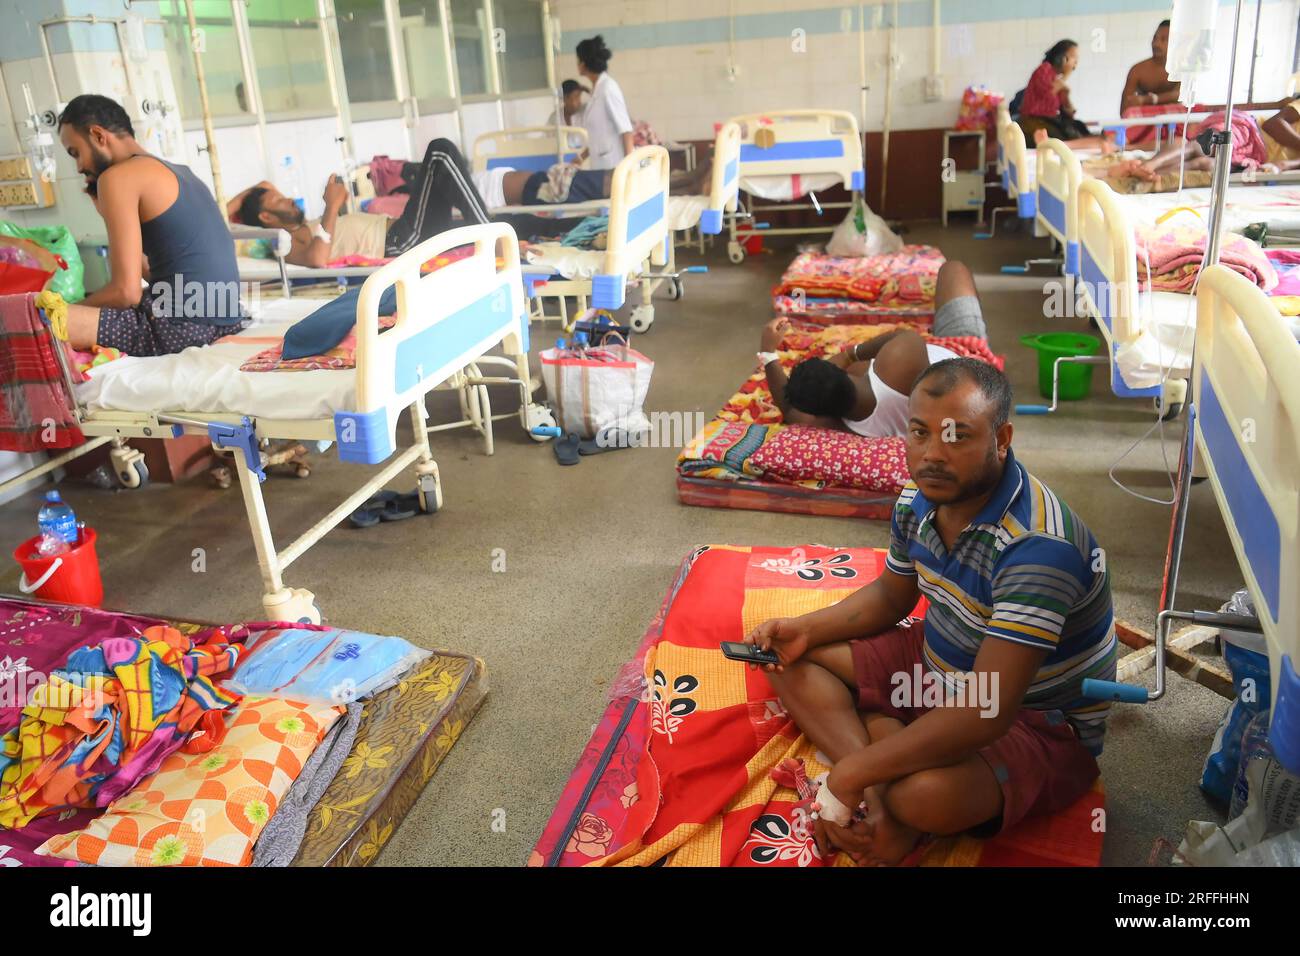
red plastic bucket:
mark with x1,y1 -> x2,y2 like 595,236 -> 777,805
13,526 -> 103,607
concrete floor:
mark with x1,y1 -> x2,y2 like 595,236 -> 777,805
0,220 -> 1239,866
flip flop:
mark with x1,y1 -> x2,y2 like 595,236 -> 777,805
378,491 -> 420,521
578,428 -> 627,455
350,490 -> 398,528
553,432 -> 581,465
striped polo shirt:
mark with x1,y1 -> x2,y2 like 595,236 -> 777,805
886,449 -> 1117,754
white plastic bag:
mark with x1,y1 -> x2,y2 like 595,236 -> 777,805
826,196 -> 903,258
540,342 -> 654,439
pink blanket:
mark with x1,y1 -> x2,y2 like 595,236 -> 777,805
1135,221 -> 1277,293
1189,112 -> 1269,169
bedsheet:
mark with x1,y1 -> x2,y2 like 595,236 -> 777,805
75,297 -> 356,419
741,173 -> 842,202
1114,185 -> 1300,233
772,246 -> 945,311
530,546 -> 1105,867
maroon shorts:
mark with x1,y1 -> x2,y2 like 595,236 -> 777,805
850,620 -> 1100,834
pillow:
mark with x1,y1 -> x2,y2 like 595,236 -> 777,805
223,626 -> 427,705
37,696 -> 340,867
749,427 -> 910,493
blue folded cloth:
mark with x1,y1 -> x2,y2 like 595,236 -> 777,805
561,215 -> 609,249
280,283 -> 397,360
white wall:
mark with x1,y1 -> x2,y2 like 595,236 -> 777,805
551,0 -> 1300,143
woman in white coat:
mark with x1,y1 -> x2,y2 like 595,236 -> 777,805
575,35 -> 634,170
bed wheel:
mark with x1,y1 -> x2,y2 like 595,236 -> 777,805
630,305 -> 655,333
264,588 -> 321,625
728,242 -> 746,264
417,476 -> 442,514
1155,398 -> 1184,422
116,459 -> 148,489
664,277 -> 684,301
526,404 -> 557,442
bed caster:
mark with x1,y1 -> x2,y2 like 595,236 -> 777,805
664,277 -> 684,301
1155,380 -> 1187,422
728,242 -> 746,264
525,404 -> 557,441
110,445 -> 148,489
630,305 -> 655,333
415,461 -> 443,513
263,587 -> 321,625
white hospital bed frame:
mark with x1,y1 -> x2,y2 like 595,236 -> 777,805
1019,177 -> 1188,419
521,145 -> 674,334
1084,265 -> 1300,775
471,125 -> 588,174
722,109 -> 865,264
4,224 -> 553,623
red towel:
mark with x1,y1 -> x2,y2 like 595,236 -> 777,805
0,293 -> 84,452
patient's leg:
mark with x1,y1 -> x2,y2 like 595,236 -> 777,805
65,303 -> 101,349
384,138 -> 491,256
765,643 -> 870,762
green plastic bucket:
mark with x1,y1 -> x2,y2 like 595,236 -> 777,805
1020,332 -> 1102,401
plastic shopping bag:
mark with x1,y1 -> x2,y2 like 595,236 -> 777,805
540,342 -> 654,439
1201,589 -> 1272,803
826,195 -> 903,258
0,221 -> 84,302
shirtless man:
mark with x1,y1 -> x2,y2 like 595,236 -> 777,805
1120,20 -> 1180,113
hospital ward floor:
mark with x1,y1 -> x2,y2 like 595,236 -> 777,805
0,225 -> 1240,867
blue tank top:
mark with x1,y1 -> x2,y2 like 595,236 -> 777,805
139,157 -> 243,325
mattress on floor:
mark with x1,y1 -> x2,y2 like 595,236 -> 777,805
772,246 -> 945,318
772,294 -> 934,327
74,296 -> 357,420
0,596 -> 486,868
675,322 -> 1002,520
529,546 -> 1106,867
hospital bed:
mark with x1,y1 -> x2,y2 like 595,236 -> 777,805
471,125 -> 587,173
231,224 -> 379,297
520,145 -> 677,333
1083,265 -> 1300,776
6,223 -> 554,623
722,109 -> 865,264
1020,177 -> 1191,419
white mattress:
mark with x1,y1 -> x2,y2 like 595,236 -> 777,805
1114,185 -> 1300,233
76,297 -> 357,420
740,173 -> 841,201
667,194 -> 709,231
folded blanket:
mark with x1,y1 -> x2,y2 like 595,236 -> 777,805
1189,111 -> 1269,170
772,246 -> 945,309
1135,220 -> 1277,293
0,292 -> 84,452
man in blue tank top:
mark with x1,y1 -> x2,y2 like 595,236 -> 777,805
58,95 -> 244,356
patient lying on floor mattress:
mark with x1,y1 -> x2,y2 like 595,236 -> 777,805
746,360 -> 1116,865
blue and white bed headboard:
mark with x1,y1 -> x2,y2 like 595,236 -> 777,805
727,109 -> 865,193
593,146 -> 671,310
699,121 -> 743,236
471,126 -> 589,173
999,118 -> 1035,219
1194,265 -> 1300,774
343,223 -> 527,462
1036,138 -> 1083,276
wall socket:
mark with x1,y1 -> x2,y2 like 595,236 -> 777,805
0,179 -> 54,209
924,74 -> 945,101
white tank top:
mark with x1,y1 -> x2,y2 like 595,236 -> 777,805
844,344 -> 959,438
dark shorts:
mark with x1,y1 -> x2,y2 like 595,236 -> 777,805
97,301 -> 236,357
521,171 -> 546,205
521,169 -> 607,205
849,619 -> 1100,834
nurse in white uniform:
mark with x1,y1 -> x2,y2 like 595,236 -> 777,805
575,35 -> 634,170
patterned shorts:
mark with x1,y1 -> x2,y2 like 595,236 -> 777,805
96,301 -> 232,357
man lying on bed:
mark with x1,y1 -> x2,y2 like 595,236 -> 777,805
1113,103 -> 1300,183
230,138 -> 714,268
57,94 -> 244,357
762,261 -> 988,438
745,359 -> 1115,865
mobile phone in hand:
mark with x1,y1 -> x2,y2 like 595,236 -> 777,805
720,641 -> 780,666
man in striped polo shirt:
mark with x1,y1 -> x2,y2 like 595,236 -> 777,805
746,358 -> 1116,865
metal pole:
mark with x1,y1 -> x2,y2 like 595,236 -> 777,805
1246,0 -> 1262,104
184,0 -> 224,210
1155,0 -> 1245,700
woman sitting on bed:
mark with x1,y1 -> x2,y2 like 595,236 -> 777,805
1016,40 -> 1114,153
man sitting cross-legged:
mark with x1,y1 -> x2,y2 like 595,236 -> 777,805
744,359 -> 1116,865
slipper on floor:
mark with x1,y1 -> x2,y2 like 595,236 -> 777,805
554,432 -> 581,465
579,427 -> 643,455
350,490 -> 399,528
378,491 -> 420,521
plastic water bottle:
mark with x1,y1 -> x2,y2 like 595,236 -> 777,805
36,490 -> 78,557
279,155 -> 306,214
